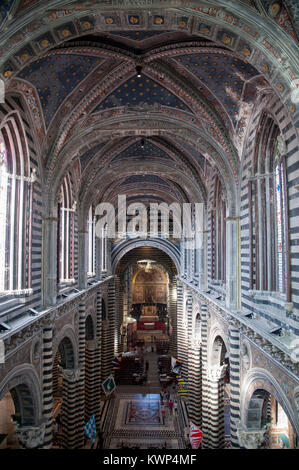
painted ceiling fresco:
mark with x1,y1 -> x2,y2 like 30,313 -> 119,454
172,136 -> 206,170
260,0 -> 298,39
102,30 -> 200,51
0,0 -> 14,24
108,30 -> 173,41
112,140 -> 172,163
93,74 -> 191,113
172,53 -> 260,127
18,54 -> 104,127
80,142 -> 105,171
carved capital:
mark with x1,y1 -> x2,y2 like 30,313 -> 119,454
236,423 -> 269,449
15,422 -> 46,449
61,368 -> 81,382
207,364 -> 227,381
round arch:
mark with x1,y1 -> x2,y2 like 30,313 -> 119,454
111,238 -> 180,274
241,368 -> 299,437
52,326 -> 78,370
0,364 -> 42,426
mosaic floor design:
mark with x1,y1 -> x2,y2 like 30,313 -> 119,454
125,398 -> 162,426
109,437 -> 181,449
103,392 -> 185,449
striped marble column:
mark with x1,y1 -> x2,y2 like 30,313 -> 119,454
94,289 -> 102,427
176,282 -> 188,380
115,275 -> 123,354
169,275 -> 177,356
229,322 -> 241,448
101,281 -> 116,384
187,342 -> 202,427
76,302 -> 86,448
85,338 -> 100,424
41,324 -> 54,449
60,368 -> 81,449
200,304 -> 211,448
207,365 -> 227,449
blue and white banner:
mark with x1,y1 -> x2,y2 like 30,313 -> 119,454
84,414 -> 96,443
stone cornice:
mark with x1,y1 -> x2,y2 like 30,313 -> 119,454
178,276 -> 299,380
1,276 -> 114,357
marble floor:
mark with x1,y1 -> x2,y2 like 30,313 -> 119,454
102,352 -> 186,449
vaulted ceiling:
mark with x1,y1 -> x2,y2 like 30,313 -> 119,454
1,1 -> 298,221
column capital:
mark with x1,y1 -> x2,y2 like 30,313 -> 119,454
86,338 -> 100,350
228,318 -> 240,330
225,216 -> 240,222
236,423 -> 269,449
15,422 -> 46,449
43,217 -> 58,222
207,364 -> 227,381
61,368 -> 81,382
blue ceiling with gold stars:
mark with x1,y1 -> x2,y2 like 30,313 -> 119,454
18,54 -> 104,127
112,140 -> 172,163
173,137 -> 206,169
93,74 -> 190,113
80,142 -> 104,171
173,53 -> 259,127
0,0 -> 14,24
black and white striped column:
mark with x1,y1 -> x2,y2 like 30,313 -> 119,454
41,324 -> 54,448
200,304 -> 210,448
76,302 -> 86,448
176,283 -> 188,380
229,322 -> 241,448
169,275 -> 177,356
95,289 -> 102,427
60,368 -> 81,449
187,342 -> 202,427
207,365 -> 227,448
85,338 -> 100,424
115,275 -> 123,354
101,281 -> 116,384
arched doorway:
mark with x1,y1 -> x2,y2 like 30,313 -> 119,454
0,372 -> 41,449
115,246 -> 177,356
247,389 -> 297,448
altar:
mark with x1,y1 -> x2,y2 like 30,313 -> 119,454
140,305 -> 159,322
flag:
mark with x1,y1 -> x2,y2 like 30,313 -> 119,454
112,355 -> 122,369
177,375 -> 188,396
171,357 -> 182,375
102,374 -> 116,396
84,414 -> 96,443
189,421 -> 203,449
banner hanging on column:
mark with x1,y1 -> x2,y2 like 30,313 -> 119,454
102,375 -> 116,396
189,421 -> 203,449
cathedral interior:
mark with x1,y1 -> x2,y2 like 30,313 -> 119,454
0,0 -> 299,451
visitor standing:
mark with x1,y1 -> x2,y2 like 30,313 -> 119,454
174,399 -> 178,414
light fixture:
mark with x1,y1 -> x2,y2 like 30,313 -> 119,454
141,138 -> 145,149
136,65 -> 142,78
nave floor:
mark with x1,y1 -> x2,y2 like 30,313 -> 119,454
101,352 -> 187,449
